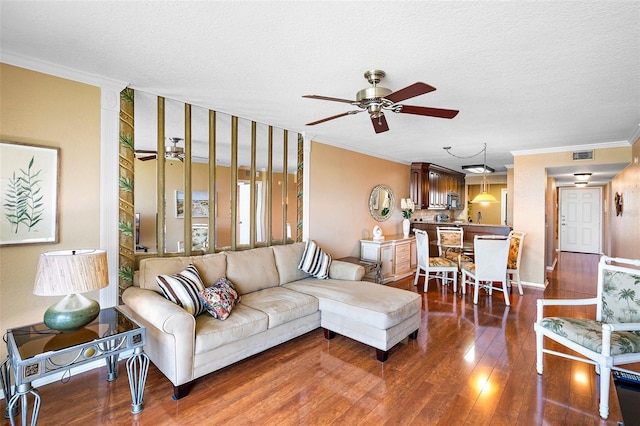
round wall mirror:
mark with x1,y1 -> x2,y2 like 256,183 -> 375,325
369,184 -> 394,222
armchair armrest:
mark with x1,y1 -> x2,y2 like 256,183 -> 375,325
536,297 -> 599,322
329,260 -> 365,281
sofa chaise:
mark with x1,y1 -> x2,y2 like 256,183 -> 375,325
121,242 -> 421,399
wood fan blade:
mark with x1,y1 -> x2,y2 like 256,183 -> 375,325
371,114 -> 389,133
138,155 -> 157,161
303,95 -> 359,105
385,82 -> 436,103
398,105 -> 459,119
135,149 -> 157,154
305,110 -> 361,126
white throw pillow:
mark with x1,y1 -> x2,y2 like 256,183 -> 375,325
298,240 -> 332,279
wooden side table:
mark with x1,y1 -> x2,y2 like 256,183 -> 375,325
337,256 -> 383,284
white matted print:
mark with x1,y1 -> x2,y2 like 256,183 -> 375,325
0,141 -> 59,246
175,190 -> 209,218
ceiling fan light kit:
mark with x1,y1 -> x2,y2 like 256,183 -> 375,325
303,69 -> 458,134
135,137 -> 185,162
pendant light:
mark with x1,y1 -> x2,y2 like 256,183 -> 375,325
470,144 -> 498,204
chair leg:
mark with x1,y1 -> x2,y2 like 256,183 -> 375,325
599,364 -> 611,419
473,277 -> 480,304
515,271 -> 523,295
453,271 -> 458,293
501,278 -> 510,306
535,329 -> 543,374
413,268 -> 420,286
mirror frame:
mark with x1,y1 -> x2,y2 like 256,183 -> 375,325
369,184 -> 394,222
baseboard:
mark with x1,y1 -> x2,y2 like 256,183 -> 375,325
0,349 -> 133,401
546,257 -> 558,272
521,280 -> 547,290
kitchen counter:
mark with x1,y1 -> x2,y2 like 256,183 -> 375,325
411,222 -> 511,256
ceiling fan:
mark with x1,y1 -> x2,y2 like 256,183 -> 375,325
303,69 -> 459,134
135,137 -> 185,162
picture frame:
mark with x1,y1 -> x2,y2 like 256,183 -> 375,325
175,190 -> 209,218
191,225 -> 209,250
0,141 -> 60,246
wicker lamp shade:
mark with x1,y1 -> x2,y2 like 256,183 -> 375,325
34,249 -> 108,296
33,249 -> 108,332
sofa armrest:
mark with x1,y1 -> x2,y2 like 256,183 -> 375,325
329,260 -> 365,281
122,286 -> 196,386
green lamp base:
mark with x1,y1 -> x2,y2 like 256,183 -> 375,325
44,293 -> 101,332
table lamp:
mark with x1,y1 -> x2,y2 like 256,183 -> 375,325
33,249 -> 109,332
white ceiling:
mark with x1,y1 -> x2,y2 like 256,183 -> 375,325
1,1 -> 639,184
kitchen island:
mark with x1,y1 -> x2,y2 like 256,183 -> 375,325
411,222 -> 511,256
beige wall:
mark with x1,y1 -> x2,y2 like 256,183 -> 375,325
514,145 -> 632,285
307,142 -> 410,258
609,138 -> 640,259
0,64 -> 101,359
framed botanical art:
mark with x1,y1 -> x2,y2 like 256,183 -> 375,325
0,141 -> 60,246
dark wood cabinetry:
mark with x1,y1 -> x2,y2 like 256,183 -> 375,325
410,163 -> 465,210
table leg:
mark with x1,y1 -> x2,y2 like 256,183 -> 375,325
2,356 -> 18,420
105,353 -> 119,382
8,383 -> 40,426
126,347 -> 149,414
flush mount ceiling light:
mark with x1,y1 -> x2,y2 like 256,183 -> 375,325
575,181 -> 588,188
461,164 -> 495,174
573,172 -> 592,180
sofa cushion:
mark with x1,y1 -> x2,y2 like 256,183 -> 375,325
298,240 -> 332,279
272,242 -> 310,285
138,252 -> 226,293
156,264 -> 206,316
284,279 -> 421,330
225,247 -> 280,295
194,303 -> 268,354
241,287 -> 319,328
199,277 -> 241,320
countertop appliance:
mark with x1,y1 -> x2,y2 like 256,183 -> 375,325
435,213 -> 450,223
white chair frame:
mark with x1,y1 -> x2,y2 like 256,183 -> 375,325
461,235 -> 511,306
506,230 -> 526,295
534,256 -> 640,419
413,229 -> 458,292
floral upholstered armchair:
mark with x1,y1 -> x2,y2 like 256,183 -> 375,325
534,256 -> 640,419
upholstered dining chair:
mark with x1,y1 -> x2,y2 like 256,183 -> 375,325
436,226 -> 473,266
506,230 -> 527,295
413,229 -> 458,292
461,235 -> 511,305
534,256 -> 640,420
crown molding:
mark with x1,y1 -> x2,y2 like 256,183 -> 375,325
1,50 -> 127,90
628,124 -> 640,145
511,140 -> 631,157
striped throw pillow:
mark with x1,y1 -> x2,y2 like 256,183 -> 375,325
156,264 -> 206,316
298,240 -> 332,279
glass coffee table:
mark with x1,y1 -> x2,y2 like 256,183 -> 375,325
1,307 -> 148,425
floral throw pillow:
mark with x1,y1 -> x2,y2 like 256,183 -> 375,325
199,277 -> 241,320
156,264 -> 206,316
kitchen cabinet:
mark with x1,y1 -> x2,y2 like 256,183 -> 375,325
410,163 -> 465,210
360,234 -> 416,283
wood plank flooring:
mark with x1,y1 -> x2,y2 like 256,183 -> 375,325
4,251 -> 637,425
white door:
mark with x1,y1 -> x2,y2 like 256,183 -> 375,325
559,187 -> 601,254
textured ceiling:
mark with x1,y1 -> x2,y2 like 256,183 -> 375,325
1,1 -> 638,183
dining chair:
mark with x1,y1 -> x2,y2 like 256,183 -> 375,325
461,235 -> 511,305
413,229 -> 458,292
534,256 -> 640,419
506,230 -> 526,295
436,226 -> 473,266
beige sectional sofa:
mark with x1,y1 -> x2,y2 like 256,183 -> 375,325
121,242 -> 421,399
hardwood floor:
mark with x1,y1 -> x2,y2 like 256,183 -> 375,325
5,252 -> 637,425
